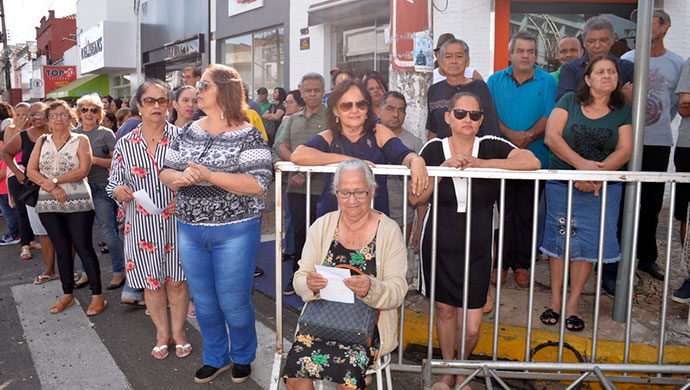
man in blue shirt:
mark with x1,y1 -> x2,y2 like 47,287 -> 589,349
556,15 -> 634,102
487,31 -> 557,287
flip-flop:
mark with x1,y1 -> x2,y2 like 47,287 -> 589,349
120,299 -> 146,308
151,344 -> 169,360
33,274 -> 57,285
20,247 -> 32,260
29,242 -> 41,250
175,343 -> 193,358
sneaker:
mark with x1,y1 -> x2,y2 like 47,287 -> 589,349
601,278 -> 616,298
231,364 -> 251,383
254,266 -> 264,277
283,278 -> 295,296
671,278 -> 690,304
194,364 -> 231,384
0,235 -> 20,246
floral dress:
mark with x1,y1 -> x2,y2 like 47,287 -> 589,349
283,224 -> 380,389
106,122 -> 182,289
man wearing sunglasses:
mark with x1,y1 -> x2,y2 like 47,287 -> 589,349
487,31 -> 557,288
277,73 -> 327,296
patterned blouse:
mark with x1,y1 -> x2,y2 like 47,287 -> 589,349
163,121 -> 273,226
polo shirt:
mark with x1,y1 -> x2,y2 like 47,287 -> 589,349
556,53 -> 634,101
487,65 -> 557,167
281,104 -> 327,195
426,79 -> 501,139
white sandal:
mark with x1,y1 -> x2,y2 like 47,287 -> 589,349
175,343 -> 192,358
151,344 -> 169,360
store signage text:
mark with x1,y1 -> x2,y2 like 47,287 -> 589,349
81,37 -> 103,60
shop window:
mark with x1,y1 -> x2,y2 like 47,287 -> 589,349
495,0 -> 637,72
222,26 -> 284,100
112,75 -> 132,99
335,18 -> 389,83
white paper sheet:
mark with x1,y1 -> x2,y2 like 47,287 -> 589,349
133,189 -> 165,215
314,265 -> 354,304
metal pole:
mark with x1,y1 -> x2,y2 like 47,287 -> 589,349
613,0 -> 653,322
134,0 -> 143,85
0,0 -> 11,103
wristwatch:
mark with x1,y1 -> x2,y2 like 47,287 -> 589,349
52,177 -> 58,184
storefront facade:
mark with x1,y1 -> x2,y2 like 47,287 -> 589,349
215,0 -> 290,100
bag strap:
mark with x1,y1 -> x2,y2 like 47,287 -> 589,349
334,263 -> 366,276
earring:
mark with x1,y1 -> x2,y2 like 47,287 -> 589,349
220,111 -> 225,120
335,116 -> 339,123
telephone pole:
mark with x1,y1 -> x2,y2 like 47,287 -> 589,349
0,0 -> 12,103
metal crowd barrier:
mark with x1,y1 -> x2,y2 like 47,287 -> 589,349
270,162 -> 690,389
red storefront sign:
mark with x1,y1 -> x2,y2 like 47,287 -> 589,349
43,66 -> 77,95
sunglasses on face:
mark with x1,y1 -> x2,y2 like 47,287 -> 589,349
80,107 -> 100,114
338,100 -> 368,112
196,80 -> 215,92
141,97 -> 169,107
452,109 -> 483,121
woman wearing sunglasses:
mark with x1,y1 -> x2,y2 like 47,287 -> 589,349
291,79 -> 429,219
107,80 -> 191,360
72,94 -> 126,291
160,64 -> 272,384
409,92 -> 539,390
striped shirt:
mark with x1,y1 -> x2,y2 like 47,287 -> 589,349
106,122 -> 183,289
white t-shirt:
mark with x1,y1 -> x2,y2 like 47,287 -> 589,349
433,67 -> 476,84
675,57 -> 690,148
621,49 -> 685,146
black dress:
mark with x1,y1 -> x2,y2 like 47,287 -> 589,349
418,136 -> 514,309
283,224 -> 380,389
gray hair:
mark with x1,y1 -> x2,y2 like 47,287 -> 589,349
300,72 -> 325,89
331,159 -> 378,195
14,102 -> 30,111
508,30 -> 538,55
583,16 -> 614,39
439,38 -> 470,58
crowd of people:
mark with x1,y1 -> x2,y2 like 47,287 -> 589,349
1,8 -> 689,390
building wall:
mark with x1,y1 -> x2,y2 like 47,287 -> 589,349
289,0 -> 331,88
664,0 -> 690,59
76,0 -> 136,32
35,11 -> 77,64
140,0 -> 209,53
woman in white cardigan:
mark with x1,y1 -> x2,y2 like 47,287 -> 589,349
284,159 -> 408,390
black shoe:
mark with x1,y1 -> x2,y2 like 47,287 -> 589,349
672,277 -> 690,303
194,364 -> 231,384
283,278 -> 295,296
601,278 -> 616,298
231,364 -> 251,383
74,279 -> 89,289
638,263 -> 665,280
100,246 -> 110,254
254,267 -> 264,277
106,279 -> 125,290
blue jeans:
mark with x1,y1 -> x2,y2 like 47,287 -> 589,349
0,194 -> 19,237
283,185 -> 295,255
90,183 -> 125,275
178,218 -> 261,368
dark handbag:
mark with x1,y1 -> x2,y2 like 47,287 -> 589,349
18,180 -> 39,207
297,264 -> 380,346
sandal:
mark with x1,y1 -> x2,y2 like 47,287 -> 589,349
175,343 -> 193,358
29,241 -> 41,250
120,299 -> 146,308
565,315 -> 585,332
20,246 -> 32,260
49,296 -> 75,314
33,274 -> 57,285
187,301 -> 196,318
540,308 -> 560,325
86,298 -> 107,316
151,344 -> 169,360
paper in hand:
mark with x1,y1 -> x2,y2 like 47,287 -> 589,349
133,189 -> 165,214
314,265 -> 354,303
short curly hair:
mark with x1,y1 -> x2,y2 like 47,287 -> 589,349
76,93 -> 106,124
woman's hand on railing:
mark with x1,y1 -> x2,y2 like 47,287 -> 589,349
574,159 -> 605,172
409,156 -> 429,196
306,271 -> 328,295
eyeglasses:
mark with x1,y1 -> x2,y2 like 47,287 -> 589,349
338,100 -> 368,112
335,189 -> 369,200
452,109 -> 483,121
80,107 -> 100,114
29,112 -> 43,117
196,80 -> 215,92
49,113 -> 71,120
141,97 -> 169,107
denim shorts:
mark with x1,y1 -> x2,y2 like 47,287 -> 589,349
540,180 -> 622,263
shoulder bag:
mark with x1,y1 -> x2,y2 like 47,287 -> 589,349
17,135 -> 48,207
297,264 -> 380,346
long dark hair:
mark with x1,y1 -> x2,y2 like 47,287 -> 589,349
325,79 -> 377,134
170,85 -> 196,124
273,87 -> 287,104
575,55 -> 625,110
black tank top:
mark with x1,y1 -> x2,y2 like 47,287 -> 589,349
19,130 -> 36,168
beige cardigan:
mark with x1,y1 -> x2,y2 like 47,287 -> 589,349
294,210 -> 408,357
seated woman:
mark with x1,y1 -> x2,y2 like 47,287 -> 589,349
541,55 -> 632,332
283,159 -> 408,390
291,79 -> 428,218
409,92 -> 539,389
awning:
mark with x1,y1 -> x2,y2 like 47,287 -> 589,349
307,0 -> 389,26
46,74 -> 110,99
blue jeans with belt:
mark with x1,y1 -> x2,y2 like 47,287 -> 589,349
178,217 -> 260,368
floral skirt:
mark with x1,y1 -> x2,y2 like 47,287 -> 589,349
282,329 -> 380,389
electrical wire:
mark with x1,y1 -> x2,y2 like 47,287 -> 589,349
433,0 -> 449,13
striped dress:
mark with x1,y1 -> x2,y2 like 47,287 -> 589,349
106,122 -> 182,290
